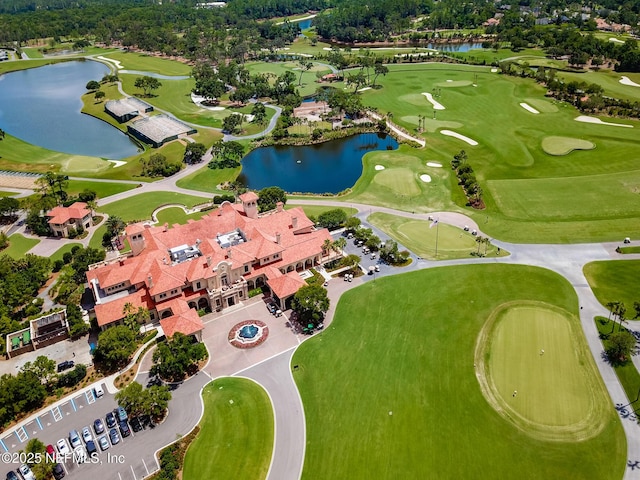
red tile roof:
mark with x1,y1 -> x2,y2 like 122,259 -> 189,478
160,307 -> 204,338
94,290 -> 154,327
47,202 -> 90,225
269,272 -> 307,299
239,191 -> 258,203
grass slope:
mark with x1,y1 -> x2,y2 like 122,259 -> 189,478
584,260 -> 640,312
100,192 -> 208,222
182,378 -> 274,480
1,234 -> 40,258
293,264 -> 625,479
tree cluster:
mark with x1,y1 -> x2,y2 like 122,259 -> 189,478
183,142 -> 207,164
207,140 -> 245,169
151,332 -> 208,382
291,284 -> 330,327
450,150 -> 484,209
317,208 -> 348,230
140,153 -> 181,177
379,239 -> 410,265
93,325 -> 137,372
115,381 -> 172,420
53,245 -> 105,305
134,75 -> 162,96
257,186 -> 287,212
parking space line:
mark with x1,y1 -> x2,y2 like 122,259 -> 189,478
118,472 -> 123,480
26,420 -> 38,435
142,458 -> 149,475
15,426 -> 28,443
130,465 -> 136,479
0,439 -> 7,452
51,406 -> 62,421
85,389 -> 96,404
70,398 -> 77,412
35,417 -> 43,430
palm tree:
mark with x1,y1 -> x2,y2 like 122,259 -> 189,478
475,236 -> 483,255
105,215 -> 125,238
86,199 -> 98,219
333,237 -> 347,255
322,239 -> 333,257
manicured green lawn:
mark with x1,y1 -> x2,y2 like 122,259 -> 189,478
155,207 -> 208,226
66,179 -> 137,199
100,192 -> 209,222
583,260 -> 640,312
0,191 -> 15,197
556,69 -> 640,103
294,264 -> 625,479
88,224 -> 107,250
1,234 -> 40,258
618,246 -> 640,254
245,61 -> 333,97
175,166 -> 240,194
353,62 -> 640,242
100,51 -> 192,75
50,243 -> 83,263
368,212 -> 506,260
286,204 -> 357,219
182,378 -> 274,480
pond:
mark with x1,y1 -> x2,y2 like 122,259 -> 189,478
427,42 -> 483,52
0,60 -> 140,159
238,133 -> 398,194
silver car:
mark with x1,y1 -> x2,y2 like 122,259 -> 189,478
98,435 -> 110,451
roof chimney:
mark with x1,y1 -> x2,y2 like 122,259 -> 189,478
227,248 -> 232,259
119,259 -> 125,266
147,274 -> 153,288
163,223 -> 168,232
276,201 -> 284,212
292,217 -> 298,229
275,232 -> 281,244
206,255 -> 212,266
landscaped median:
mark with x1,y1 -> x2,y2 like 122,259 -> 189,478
181,378 -> 274,480
293,264 -> 625,479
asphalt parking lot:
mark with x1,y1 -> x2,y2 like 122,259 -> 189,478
1,383 -> 160,480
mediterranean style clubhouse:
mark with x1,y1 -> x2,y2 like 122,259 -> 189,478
86,193 -> 333,336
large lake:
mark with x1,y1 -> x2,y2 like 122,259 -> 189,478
239,133 -> 398,194
0,60 -> 139,159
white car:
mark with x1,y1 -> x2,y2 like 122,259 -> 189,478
81,426 -> 93,444
18,464 -> 35,480
73,445 -> 87,463
56,438 -> 70,456
97,435 -> 110,451
93,384 -> 104,398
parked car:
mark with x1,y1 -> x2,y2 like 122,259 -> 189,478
6,471 -> 18,480
93,385 -> 104,398
93,418 -> 105,435
46,444 -> 55,459
68,430 -> 81,449
97,435 -> 110,451
109,428 -> 120,445
119,420 -> 130,438
72,446 -> 86,464
624,237 -> 631,244
56,439 -> 70,457
81,426 -> 93,444
52,464 -> 65,480
375,265 -> 380,272
130,416 -> 143,433
17,465 -> 35,480
56,361 -> 74,373
105,412 -> 116,428
115,406 -> 128,423
85,440 -> 97,456
266,303 -> 276,314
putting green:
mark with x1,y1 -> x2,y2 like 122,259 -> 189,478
524,98 -> 559,113
476,302 -> 610,441
398,93 -> 432,107
542,136 -> 596,155
372,168 -> 421,195
435,80 -> 473,87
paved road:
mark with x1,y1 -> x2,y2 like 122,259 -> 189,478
224,104 -> 282,142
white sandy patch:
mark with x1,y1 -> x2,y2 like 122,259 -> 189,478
374,165 -> 385,170
620,76 -> 640,87
422,92 -> 445,110
191,93 -> 226,110
575,115 -> 633,128
491,68 -> 498,73
108,160 -> 126,168
97,56 -> 122,69
426,162 -> 442,168
609,37 -> 625,44
358,87 -> 372,92
231,112 -> 255,122
520,102 -> 540,114
446,79 -> 453,82
323,47 -> 332,51
420,174 -> 432,183
440,130 -> 479,146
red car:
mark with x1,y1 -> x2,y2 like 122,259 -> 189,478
46,444 -> 56,460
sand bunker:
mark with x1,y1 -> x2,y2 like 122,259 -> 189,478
108,160 -> 126,168
440,130 -> 479,146
491,68 -> 498,73
575,115 -> 633,128
191,93 -> 226,110
358,87 -> 372,92
620,76 -> 640,87
426,162 -> 442,168
375,165 -> 385,170
97,56 -> 122,69
422,93 -> 445,110
520,102 -> 540,114
609,38 -> 625,44
420,174 -> 432,183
